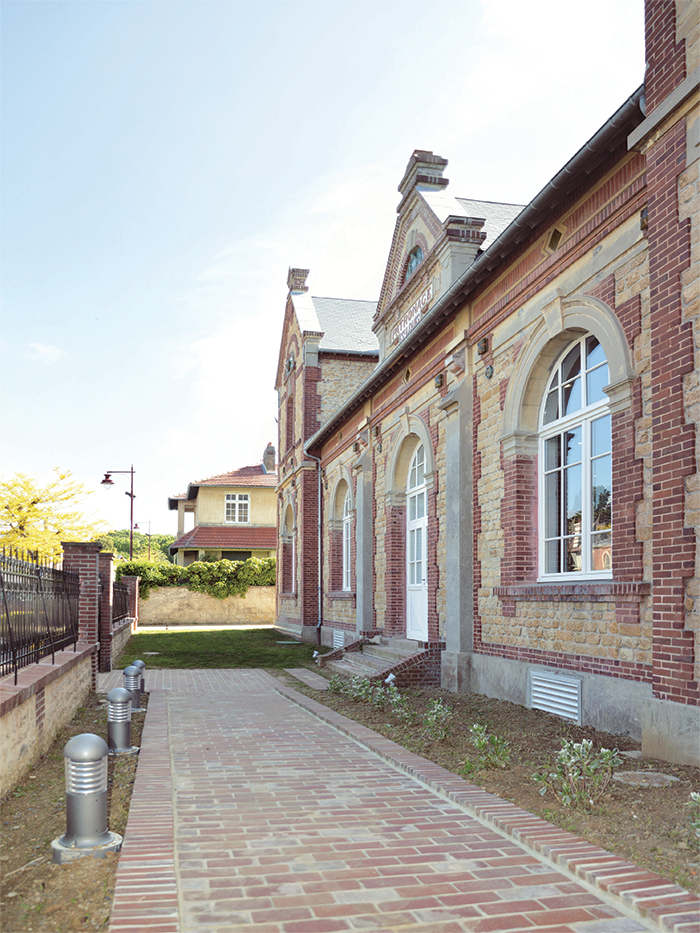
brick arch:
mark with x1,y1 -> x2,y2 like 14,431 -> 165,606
386,412 -> 435,497
329,465 -> 354,520
501,294 -> 636,456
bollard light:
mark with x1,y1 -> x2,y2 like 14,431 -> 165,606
131,658 -> 146,693
107,687 -> 139,756
51,733 -> 122,863
123,664 -> 143,712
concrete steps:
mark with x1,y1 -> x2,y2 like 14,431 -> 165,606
325,637 -> 422,680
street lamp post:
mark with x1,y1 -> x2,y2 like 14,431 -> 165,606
101,466 -> 135,559
134,521 -> 151,561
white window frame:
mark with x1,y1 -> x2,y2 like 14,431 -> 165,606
538,334 -> 612,581
342,491 -> 352,591
225,493 -> 250,524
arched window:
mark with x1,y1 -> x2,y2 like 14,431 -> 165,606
342,491 -> 352,591
540,334 -> 611,578
406,246 -> 423,280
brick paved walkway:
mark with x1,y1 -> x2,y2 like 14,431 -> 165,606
99,670 -> 700,933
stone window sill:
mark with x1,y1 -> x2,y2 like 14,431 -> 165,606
493,581 -> 650,602
328,591 -> 356,604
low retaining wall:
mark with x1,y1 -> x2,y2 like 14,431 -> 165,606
138,586 -> 276,626
0,644 -> 95,797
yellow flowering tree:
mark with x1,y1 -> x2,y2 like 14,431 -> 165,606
0,469 -> 104,562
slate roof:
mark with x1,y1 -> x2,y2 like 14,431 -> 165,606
292,292 -> 379,353
420,190 -> 525,251
171,525 -> 277,551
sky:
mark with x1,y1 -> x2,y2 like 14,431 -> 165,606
1,0 -> 646,539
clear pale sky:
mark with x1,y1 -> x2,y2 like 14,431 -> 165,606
1,0 -> 645,537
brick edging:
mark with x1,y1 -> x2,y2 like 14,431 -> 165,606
274,681 -> 700,933
108,689 -> 179,933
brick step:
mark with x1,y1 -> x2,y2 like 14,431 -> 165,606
360,642 -> 420,664
326,657 -> 384,678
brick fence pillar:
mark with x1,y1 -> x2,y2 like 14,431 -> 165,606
121,575 -> 140,628
61,542 -> 102,688
98,552 -> 114,673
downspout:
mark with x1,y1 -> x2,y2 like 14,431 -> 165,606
306,452 -> 323,644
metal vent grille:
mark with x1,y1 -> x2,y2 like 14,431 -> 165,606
528,670 -> 582,725
333,630 -> 344,649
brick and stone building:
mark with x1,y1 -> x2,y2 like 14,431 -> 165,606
168,444 -> 277,565
275,0 -> 699,765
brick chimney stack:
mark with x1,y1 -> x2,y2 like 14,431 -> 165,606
263,442 -> 276,473
287,268 -> 310,293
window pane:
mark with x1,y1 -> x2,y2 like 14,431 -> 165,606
545,435 -> 560,471
563,377 -> 581,415
416,446 -> 425,485
409,496 -> 416,521
239,500 -> 249,522
545,472 -> 560,537
416,491 -> 425,519
565,536 -> 582,573
543,389 -> 559,425
564,427 -> 581,465
592,455 -> 612,531
565,464 -> 582,534
545,540 -> 560,574
415,527 -> 423,564
591,414 -> 611,456
587,363 -> 609,405
586,335 -> 605,369
591,530 -> 612,572
561,344 -> 581,384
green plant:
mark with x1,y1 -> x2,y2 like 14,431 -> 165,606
533,738 -> 622,808
386,684 -> 417,725
345,676 -> 373,702
423,698 -> 454,741
687,792 -> 700,847
370,684 -> 387,708
326,674 -> 344,694
466,723 -> 511,769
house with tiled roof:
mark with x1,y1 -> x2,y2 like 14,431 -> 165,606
168,444 -> 278,566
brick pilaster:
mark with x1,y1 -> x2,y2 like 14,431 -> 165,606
61,542 -> 102,688
98,551 -> 114,673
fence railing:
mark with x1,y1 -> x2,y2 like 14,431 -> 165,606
0,550 -> 80,683
112,579 -> 130,628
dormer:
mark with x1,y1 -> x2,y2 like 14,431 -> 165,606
373,150 -> 523,361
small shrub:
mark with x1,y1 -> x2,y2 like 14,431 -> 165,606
326,674 -> 344,694
386,685 -> 417,725
345,676 -> 373,702
423,698 -> 454,741
533,738 -> 622,808
465,723 -> 511,770
370,684 -> 388,708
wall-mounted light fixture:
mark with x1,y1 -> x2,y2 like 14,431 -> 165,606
477,337 -> 489,356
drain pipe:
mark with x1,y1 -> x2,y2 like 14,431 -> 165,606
306,451 -> 323,644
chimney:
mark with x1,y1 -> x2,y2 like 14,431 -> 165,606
263,442 -> 276,473
287,268 -> 310,293
397,150 -> 448,211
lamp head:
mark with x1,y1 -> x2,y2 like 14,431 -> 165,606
101,473 -> 114,489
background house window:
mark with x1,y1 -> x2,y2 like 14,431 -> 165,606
342,490 -> 352,591
540,334 -> 611,578
225,494 -> 249,523
221,550 -> 252,561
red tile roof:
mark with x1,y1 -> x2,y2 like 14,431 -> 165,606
171,525 -> 277,551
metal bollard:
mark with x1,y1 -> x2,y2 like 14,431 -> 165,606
107,687 -> 139,756
131,658 -> 146,693
123,664 -> 143,712
51,733 -> 122,863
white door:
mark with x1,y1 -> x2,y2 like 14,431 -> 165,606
406,445 -> 428,640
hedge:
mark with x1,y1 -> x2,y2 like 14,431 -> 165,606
115,556 -> 276,599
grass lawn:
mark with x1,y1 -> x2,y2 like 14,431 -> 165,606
115,627 -> 323,669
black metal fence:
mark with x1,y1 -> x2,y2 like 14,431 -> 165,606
112,578 -> 130,628
0,550 -> 80,683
